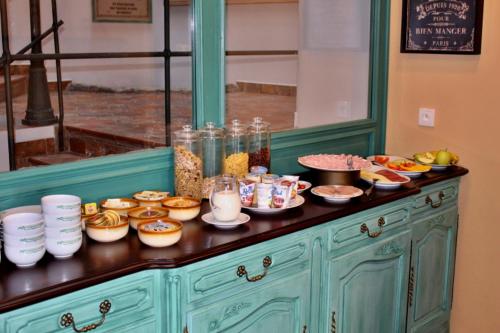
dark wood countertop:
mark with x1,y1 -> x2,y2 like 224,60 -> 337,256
0,166 -> 468,313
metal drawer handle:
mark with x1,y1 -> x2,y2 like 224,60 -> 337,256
331,311 -> 336,333
360,217 -> 385,238
237,256 -> 272,282
425,191 -> 445,208
60,300 -> 111,332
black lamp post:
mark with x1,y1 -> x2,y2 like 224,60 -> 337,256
23,0 -> 57,126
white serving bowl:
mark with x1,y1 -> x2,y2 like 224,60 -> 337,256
3,232 -> 45,248
45,235 -> 83,259
86,218 -> 129,243
4,244 -> 46,267
2,213 -> 44,236
41,195 -> 81,215
45,223 -> 82,239
43,212 -> 81,228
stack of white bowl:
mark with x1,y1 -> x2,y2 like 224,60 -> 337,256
42,195 -> 83,259
3,212 -> 46,267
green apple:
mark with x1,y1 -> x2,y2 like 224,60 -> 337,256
435,150 -> 452,165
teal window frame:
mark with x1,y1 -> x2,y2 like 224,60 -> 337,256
0,0 -> 390,209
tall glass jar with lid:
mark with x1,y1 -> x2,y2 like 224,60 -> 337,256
199,122 -> 225,199
174,125 -> 203,199
224,119 -> 249,178
248,117 -> 271,171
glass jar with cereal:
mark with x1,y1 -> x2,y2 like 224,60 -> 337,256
174,125 -> 203,199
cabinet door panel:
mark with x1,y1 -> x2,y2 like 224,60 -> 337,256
187,270 -> 309,333
408,207 -> 457,333
328,231 -> 411,333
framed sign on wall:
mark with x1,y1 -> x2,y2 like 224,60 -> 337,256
92,0 -> 152,23
401,0 -> 484,54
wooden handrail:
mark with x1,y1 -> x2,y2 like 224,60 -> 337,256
226,50 -> 297,56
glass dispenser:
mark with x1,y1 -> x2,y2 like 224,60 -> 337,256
224,119 -> 249,178
173,125 -> 203,199
199,122 -> 225,199
248,117 -> 271,171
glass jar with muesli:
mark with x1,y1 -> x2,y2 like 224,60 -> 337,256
248,117 -> 271,171
224,119 -> 249,179
199,122 -> 225,199
174,125 -> 203,199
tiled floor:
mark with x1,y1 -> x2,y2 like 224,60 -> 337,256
0,89 -> 295,146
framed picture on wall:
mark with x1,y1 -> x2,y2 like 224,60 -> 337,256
401,0 -> 484,54
92,0 -> 152,23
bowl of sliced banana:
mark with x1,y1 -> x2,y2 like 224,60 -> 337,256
85,210 -> 129,242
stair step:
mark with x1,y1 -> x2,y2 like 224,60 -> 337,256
0,75 -> 28,102
28,152 -> 85,166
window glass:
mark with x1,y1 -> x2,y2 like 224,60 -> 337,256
225,0 -> 371,130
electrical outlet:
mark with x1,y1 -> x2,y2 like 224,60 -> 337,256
418,108 -> 435,127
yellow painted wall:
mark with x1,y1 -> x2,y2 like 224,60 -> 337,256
387,1 -> 500,331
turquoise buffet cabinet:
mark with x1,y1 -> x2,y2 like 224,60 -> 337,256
0,170 -> 466,333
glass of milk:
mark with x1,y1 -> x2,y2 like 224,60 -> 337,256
210,175 -> 241,222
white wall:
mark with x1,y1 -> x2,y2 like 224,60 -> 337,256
226,3 -> 298,86
3,1 -> 299,91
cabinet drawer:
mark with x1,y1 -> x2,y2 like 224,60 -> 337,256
413,180 -> 458,216
186,234 -> 310,303
2,271 -> 158,333
328,201 -> 411,250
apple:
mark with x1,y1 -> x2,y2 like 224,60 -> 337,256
435,150 -> 452,165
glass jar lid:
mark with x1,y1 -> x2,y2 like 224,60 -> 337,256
248,117 -> 270,133
174,124 -> 200,141
199,122 -> 225,139
226,119 -> 247,137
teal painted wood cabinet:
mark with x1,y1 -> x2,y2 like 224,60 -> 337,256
0,179 -> 462,333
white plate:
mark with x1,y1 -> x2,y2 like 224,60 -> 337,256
420,163 -> 450,171
311,185 -> 363,203
243,195 -> 305,214
297,181 -> 312,194
201,212 -> 251,230
367,155 -> 430,178
361,165 -> 411,190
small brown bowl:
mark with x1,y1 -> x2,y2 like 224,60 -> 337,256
133,190 -> 170,207
100,198 -> 139,217
161,197 -> 201,221
85,216 -> 129,243
137,217 -> 183,248
127,206 -> 170,230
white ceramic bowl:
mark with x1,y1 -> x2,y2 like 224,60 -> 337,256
4,244 -> 46,267
43,212 -> 81,227
161,197 -> 201,221
86,219 -> 129,243
45,223 -> 82,239
41,195 -> 81,215
137,218 -> 183,248
2,213 -> 44,236
3,232 -> 45,248
45,235 -> 82,259
127,207 -> 169,230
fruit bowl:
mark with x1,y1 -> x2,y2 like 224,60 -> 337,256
414,150 -> 459,171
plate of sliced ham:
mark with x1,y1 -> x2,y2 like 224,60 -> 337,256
298,154 -> 372,171
311,185 -> 363,203
360,165 -> 411,189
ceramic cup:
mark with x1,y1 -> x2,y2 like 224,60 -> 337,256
45,234 -> 82,259
4,244 -> 46,267
45,223 -> 82,239
43,212 -> 81,228
3,232 -> 45,248
2,213 -> 44,236
41,195 -> 81,215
